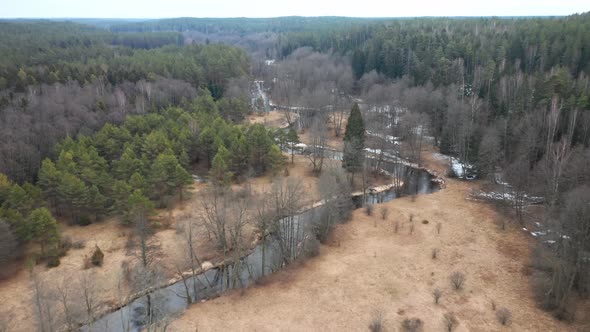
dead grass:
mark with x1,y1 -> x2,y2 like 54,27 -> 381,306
166,150 -> 589,332
0,150 -> 395,332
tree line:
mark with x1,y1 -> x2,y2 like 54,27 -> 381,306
0,21 -> 251,183
0,91 -> 283,267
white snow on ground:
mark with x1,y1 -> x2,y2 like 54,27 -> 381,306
365,131 -> 401,145
431,153 -> 474,178
432,152 -> 451,161
364,148 -> 383,155
451,158 -> 465,177
470,190 -> 544,205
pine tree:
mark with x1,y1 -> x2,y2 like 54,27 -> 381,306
210,145 -> 233,187
113,146 -> 143,181
266,145 -> 284,175
247,124 -> 273,175
229,135 -> 249,176
111,180 -> 132,223
26,208 -> 59,255
57,173 -> 88,224
149,151 -> 191,203
342,103 -> 365,182
38,159 -> 61,208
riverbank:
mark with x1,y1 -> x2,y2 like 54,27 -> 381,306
168,149 -> 589,332
0,153 -> 390,332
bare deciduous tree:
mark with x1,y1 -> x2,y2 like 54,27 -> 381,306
78,271 -> 99,327
0,220 -> 18,278
306,117 -> 327,175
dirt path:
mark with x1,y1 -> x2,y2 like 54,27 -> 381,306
169,151 -> 588,332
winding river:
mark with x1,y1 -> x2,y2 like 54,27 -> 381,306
84,81 -> 442,331
84,159 -> 440,332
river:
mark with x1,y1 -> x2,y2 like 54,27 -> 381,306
84,159 -> 440,332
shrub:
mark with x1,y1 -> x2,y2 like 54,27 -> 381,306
303,236 -> 320,258
380,206 -> 389,220
422,219 -> 429,224
82,255 -> 92,269
401,318 -> 423,332
369,310 -> 384,332
496,308 -> 512,325
91,245 -> 104,266
312,210 -> 334,244
365,204 -> 373,216
72,240 -> 86,249
59,236 -> 73,251
450,271 -> 465,290
443,313 -> 458,331
433,289 -> 442,304
46,255 -> 60,268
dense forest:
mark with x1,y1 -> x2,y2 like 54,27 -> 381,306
0,21 -> 250,183
0,13 -> 589,325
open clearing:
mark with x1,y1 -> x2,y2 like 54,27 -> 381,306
169,151 -> 590,332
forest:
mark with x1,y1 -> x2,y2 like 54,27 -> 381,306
0,12 -> 589,331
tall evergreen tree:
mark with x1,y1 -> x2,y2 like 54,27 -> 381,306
342,103 -> 365,182
26,208 -> 59,255
210,145 -> 233,187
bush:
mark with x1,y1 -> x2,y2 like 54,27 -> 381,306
303,236 -> 320,258
443,313 -> 458,331
401,318 -> 423,332
450,271 -> 465,290
365,204 -> 373,216
91,245 -> 104,266
59,236 -> 73,251
380,206 -> 389,220
46,255 -> 60,268
368,310 -> 384,332
496,307 -> 512,325
433,289 -> 442,304
72,240 -> 86,249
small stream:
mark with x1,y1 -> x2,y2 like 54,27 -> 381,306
84,159 -> 439,332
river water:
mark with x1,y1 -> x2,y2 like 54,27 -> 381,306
84,160 -> 439,332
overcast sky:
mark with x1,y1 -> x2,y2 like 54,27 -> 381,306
2,0 -> 588,18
